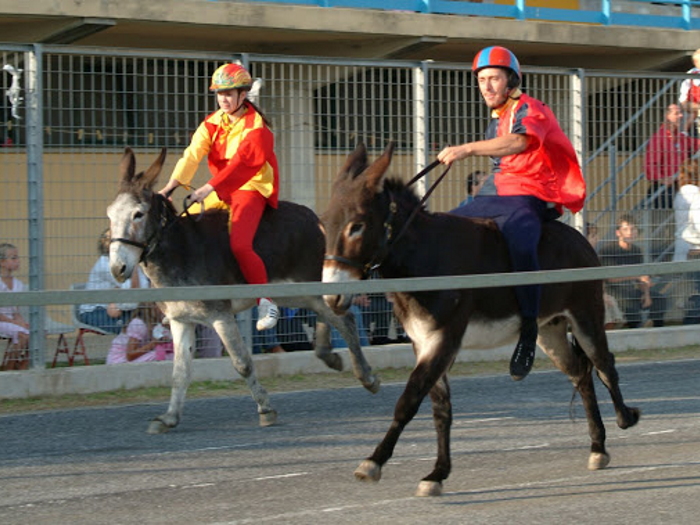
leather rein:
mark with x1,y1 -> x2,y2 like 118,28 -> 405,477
325,159 -> 452,276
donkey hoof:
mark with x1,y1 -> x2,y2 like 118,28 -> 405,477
324,352 -> 344,372
259,410 -> 278,427
147,419 -> 171,435
618,407 -> 641,430
416,480 -> 443,497
364,375 -> 381,394
588,452 -> 610,470
354,459 -> 382,482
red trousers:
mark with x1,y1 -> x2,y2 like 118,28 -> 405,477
228,190 -> 268,285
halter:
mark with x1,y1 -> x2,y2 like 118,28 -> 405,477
110,191 -> 192,264
325,159 -> 452,277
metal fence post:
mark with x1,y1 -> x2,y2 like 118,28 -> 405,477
413,61 -> 429,200
571,68 -> 585,232
26,45 -> 46,369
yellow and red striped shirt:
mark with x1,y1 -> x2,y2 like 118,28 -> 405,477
170,102 -> 279,207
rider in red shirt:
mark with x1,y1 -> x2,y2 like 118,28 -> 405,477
438,46 -> 586,381
159,63 -> 280,331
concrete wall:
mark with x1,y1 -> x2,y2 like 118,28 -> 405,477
1,326 -> 696,399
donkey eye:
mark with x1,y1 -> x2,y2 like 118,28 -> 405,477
133,211 -> 144,220
349,222 -> 364,236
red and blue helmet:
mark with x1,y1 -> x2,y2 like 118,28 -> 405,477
472,46 -> 521,79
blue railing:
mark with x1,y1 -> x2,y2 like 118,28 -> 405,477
211,0 -> 700,30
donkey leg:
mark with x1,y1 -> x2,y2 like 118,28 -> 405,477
416,374 -> 453,497
311,297 -> 380,393
356,334 -> 456,493
147,320 -> 195,434
537,320 -> 610,470
312,321 -> 343,372
571,319 -> 641,431
214,316 -> 277,427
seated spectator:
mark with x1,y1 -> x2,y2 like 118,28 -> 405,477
459,169 -> 488,207
357,292 -> 408,345
195,324 -> 224,358
0,242 -> 30,370
585,223 -> 624,329
106,303 -> 173,364
79,228 -> 148,334
598,214 -> 668,328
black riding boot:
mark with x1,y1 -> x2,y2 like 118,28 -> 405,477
510,317 -> 538,381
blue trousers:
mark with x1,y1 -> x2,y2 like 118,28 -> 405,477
451,195 -> 558,319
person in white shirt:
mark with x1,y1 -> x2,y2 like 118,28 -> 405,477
79,228 -> 148,334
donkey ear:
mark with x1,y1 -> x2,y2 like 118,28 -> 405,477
119,147 -> 137,191
339,142 -> 368,180
141,148 -> 167,189
364,141 -> 395,193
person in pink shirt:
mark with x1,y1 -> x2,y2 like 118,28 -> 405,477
106,303 -> 173,364
644,103 -> 700,209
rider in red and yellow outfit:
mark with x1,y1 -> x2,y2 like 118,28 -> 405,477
438,46 -> 586,381
159,63 -> 280,331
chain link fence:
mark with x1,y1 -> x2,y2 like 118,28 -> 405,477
2,45 -> 699,369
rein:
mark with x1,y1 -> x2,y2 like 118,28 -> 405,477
326,160 -> 452,276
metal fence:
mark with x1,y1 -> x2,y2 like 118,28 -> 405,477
2,44 -> 700,368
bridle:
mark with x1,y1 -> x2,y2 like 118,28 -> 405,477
110,191 -> 199,264
325,159 -> 452,277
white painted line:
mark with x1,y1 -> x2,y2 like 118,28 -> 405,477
253,472 -> 308,481
644,429 -> 677,436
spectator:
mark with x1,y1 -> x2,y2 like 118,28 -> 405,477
644,103 -> 700,210
195,324 -> 224,358
672,159 -> 700,323
106,303 -> 174,364
585,223 -> 624,329
79,228 -> 148,335
459,169 -> 488,206
0,243 -> 30,370
678,48 -> 700,136
672,158 -> 700,265
598,215 -> 668,328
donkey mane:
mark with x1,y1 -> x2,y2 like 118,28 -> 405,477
382,177 -> 424,211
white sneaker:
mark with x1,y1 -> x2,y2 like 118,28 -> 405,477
256,298 -> 279,331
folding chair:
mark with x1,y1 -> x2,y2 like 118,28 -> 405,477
68,283 -> 111,366
45,313 -> 77,368
0,334 -> 16,371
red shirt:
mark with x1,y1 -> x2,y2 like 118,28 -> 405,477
644,124 -> 700,182
486,93 -> 586,213
170,102 -> 279,208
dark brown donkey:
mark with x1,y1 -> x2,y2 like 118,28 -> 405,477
321,142 -> 640,497
108,148 -> 379,434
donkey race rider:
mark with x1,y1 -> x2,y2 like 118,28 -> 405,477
158,63 -> 280,332
438,46 -> 586,381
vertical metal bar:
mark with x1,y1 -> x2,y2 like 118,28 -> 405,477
515,0 -> 525,20
27,45 -> 46,368
682,0 -> 691,30
601,0 -> 611,25
412,62 -> 428,199
608,143 -> 617,212
571,69 -> 585,232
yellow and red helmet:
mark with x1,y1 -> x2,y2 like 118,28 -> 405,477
209,63 -> 253,92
